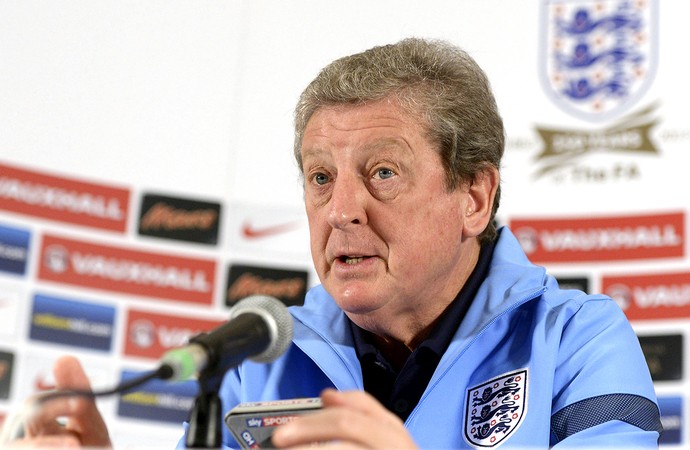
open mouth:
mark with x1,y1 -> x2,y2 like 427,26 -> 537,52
339,256 -> 366,265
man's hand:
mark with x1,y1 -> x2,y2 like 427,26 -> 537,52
10,355 -> 112,448
271,389 -> 418,449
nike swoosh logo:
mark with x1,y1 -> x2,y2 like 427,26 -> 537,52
241,220 -> 300,239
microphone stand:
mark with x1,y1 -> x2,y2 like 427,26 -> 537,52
185,367 -> 225,448
182,300 -> 288,448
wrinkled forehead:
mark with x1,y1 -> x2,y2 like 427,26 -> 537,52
295,93 -> 433,173
302,100 -> 427,148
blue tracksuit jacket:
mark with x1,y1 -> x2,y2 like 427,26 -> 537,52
180,227 -> 662,448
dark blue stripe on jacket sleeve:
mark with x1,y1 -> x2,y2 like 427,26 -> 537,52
550,393 -> 663,443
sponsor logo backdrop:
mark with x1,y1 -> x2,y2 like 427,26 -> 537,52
0,0 -> 688,447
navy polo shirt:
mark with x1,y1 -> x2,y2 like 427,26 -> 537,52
349,238 -> 496,421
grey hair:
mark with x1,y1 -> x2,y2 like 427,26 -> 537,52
293,37 -> 504,242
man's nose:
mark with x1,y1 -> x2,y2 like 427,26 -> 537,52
327,173 -> 368,229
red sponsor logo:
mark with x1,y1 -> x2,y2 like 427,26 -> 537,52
510,212 -> 684,263
602,271 -> 690,320
124,308 -> 224,359
0,162 -> 129,232
37,234 -> 216,305
241,221 -> 300,239
262,415 -> 298,427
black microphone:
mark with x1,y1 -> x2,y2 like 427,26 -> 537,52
160,295 -> 293,381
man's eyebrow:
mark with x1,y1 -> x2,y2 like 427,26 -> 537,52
300,147 -> 325,161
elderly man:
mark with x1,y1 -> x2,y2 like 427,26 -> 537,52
12,38 -> 661,449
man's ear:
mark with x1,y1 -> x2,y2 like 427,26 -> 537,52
463,167 -> 499,238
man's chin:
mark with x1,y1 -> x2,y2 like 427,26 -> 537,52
333,294 -> 387,319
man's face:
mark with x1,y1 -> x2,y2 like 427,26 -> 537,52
301,99 -> 478,331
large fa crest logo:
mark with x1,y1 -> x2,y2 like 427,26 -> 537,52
464,369 -> 527,448
540,0 -> 658,121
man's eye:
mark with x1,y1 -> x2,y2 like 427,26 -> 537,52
313,173 -> 329,185
376,168 -> 395,179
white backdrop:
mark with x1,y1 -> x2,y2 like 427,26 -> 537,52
1,1 -> 689,448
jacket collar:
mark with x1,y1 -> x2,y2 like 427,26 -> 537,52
290,286 -> 362,390
289,227 -> 547,387
452,227 -> 547,344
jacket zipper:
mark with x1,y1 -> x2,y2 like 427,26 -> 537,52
405,286 -> 547,426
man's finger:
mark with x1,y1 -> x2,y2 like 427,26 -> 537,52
53,356 -> 92,391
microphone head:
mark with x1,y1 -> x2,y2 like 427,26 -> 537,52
228,295 -> 294,363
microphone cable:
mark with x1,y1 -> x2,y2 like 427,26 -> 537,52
33,363 -> 174,404
0,363 -> 174,446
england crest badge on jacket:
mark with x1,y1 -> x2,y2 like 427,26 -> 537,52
464,369 -> 528,448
